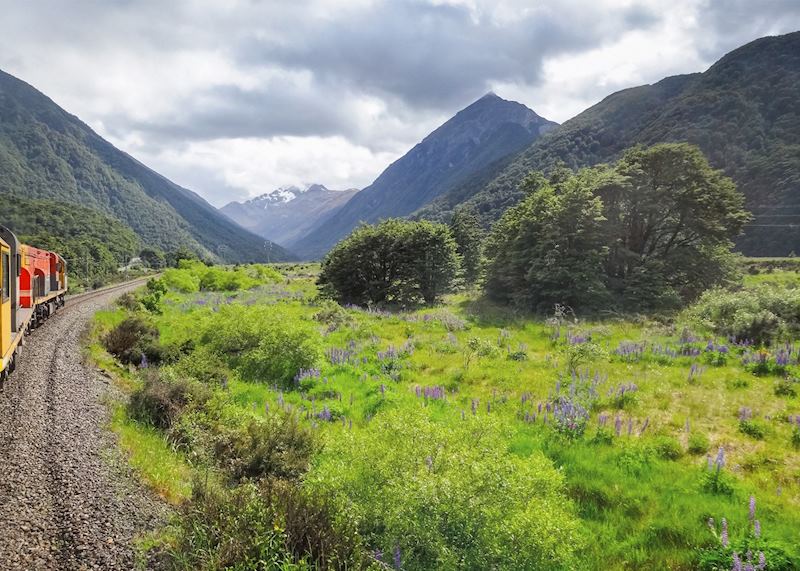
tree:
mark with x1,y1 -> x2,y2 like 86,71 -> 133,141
318,219 -> 460,306
140,247 -> 166,269
449,206 -> 483,286
603,143 -> 750,308
483,143 -> 750,312
403,221 -> 461,304
484,169 -> 610,311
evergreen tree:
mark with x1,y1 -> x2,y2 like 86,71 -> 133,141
483,143 -> 750,312
449,206 -> 483,286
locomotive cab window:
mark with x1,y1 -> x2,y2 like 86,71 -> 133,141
2,252 -> 8,302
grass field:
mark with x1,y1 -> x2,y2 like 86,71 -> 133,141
89,263 -> 800,570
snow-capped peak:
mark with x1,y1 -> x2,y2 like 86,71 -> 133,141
247,183 -> 329,206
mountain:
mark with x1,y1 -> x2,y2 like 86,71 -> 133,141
221,184 -> 359,247
420,32 -> 800,256
0,69 -> 293,263
291,93 -> 558,259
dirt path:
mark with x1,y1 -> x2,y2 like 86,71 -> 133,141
0,281 -> 167,570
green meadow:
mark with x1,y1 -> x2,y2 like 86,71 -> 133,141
89,262 -> 800,570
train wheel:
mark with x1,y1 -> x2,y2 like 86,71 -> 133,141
8,353 -> 16,374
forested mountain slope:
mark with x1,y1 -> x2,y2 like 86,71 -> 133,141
421,32 -> 800,256
292,93 -> 557,259
0,69 -> 292,262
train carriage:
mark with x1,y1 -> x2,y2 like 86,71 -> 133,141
0,226 -> 67,388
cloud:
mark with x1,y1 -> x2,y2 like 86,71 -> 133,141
0,1 -> 797,206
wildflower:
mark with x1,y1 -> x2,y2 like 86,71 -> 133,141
139,354 -> 149,369
394,545 -> 402,570
732,552 -> 742,571
749,495 -> 756,521
754,520 -> 761,538
721,518 -> 729,547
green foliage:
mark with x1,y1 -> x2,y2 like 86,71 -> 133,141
652,436 -> 683,460
0,194 -> 140,287
141,277 -> 168,314
201,305 -> 321,386
738,419 -> 766,440
163,261 -> 280,294
688,285 -> 800,344
484,144 -> 748,312
214,412 -> 319,483
422,32 -> 800,258
128,370 -> 211,430
449,205 -> 483,286
164,480 -> 368,570
0,70 -> 292,263
306,409 -> 582,570
318,219 -> 460,306
688,432 -> 710,455
102,315 -> 160,365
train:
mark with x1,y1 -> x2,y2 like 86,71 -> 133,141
0,225 -> 67,388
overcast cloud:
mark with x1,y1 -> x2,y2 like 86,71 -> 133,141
0,0 -> 798,206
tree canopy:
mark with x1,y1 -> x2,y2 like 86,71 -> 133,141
483,143 -> 750,312
318,219 -> 461,306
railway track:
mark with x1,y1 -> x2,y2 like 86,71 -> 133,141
0,277 -> 167,570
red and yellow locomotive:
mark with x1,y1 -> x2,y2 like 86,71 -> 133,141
0,226 -> 67,387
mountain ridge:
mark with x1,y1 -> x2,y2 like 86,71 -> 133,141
291,92 -> 558,259
0,68 -> 293,263
221,184 -> 359,246
419,31 -> 800,256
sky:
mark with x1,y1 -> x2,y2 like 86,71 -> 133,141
1,0 -> 798,207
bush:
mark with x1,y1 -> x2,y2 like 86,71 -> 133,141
775,377 -> 798,397
163,479 -> 368,570
202,305 -> 321,386
739,419 -> 766,440
214,412 -> 318,483
103,315 -> 160,365
305,409 -> 583,570
688,432 -> 710,455
687,285 -> 800,344
318,219 -> 460,306
128,371 -> 211,430
652,436 -> 683,460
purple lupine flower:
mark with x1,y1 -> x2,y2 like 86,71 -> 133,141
374,549 -> 383,562
140,353 -> 149,369
615,416 -> 622,436
715,447 -> 726,471
754,520 -> 761,538
393,545 -> 402,570
749,496 -> 756,521
732,552 -> 742,571
721,518 -> 729,547
758,552 -> 766,570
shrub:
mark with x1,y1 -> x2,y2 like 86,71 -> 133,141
652,436 -> 683,460
739,419 -> 766,440
102,315 -> 160,365
163,479 -> 368,570
313,300 -> 353,331
687,285 -> 800,344
792,426 -> 800,449
688,432 -> 710,455
202,305 -> 321,386
318,219 -> 460,306
775,377 -> 798,397
305,409 -> 583,570
214,412 -> 318,483
128,371 -> 211,430
116,292 -> 140,311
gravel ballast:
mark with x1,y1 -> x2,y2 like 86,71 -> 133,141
0,282 -> 168,570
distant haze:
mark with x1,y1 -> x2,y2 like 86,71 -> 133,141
0,1 -> 797,206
